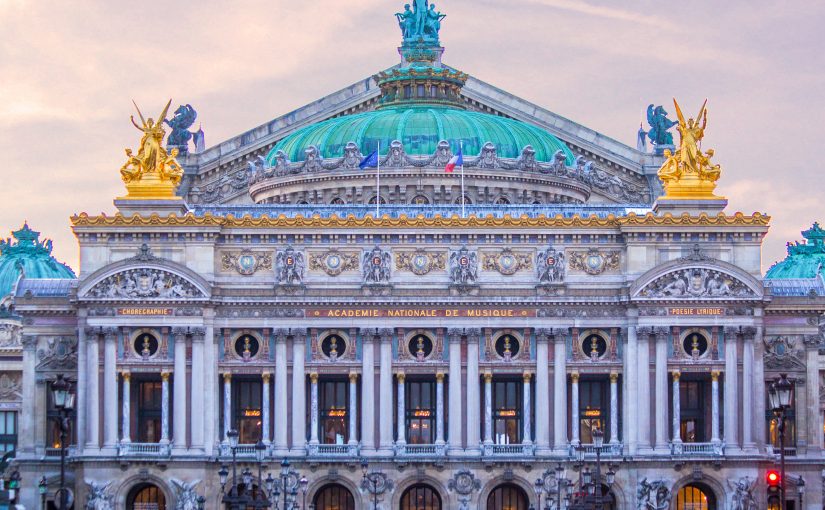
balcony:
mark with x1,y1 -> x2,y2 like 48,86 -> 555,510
766,445 -> 797,458
44,445 -> 77,458
670,441 -> 724,457
395,443 -> 446,457
218,443 -> 259,457
483,443 -> 535,456
569,443 -> 624,458
118,442 -> 170,457
307,443 -> 359,457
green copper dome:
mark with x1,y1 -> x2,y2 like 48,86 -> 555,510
766,222 -> 825,279
0,223 -> 75,297
268,106 -> 575,166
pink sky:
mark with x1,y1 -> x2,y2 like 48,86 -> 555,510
1,0 -> 822,272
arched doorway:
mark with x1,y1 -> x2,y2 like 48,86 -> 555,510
675,483 -> 717,510
400,484 -> 442,510
313,483 -> 355,510
126,483 -> 166,510
487,483 -> 528,510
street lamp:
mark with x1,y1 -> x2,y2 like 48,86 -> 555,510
533,477 -> 544,509
221,429 -> 252,510
50,374 -> 75,510
38,476 -> 47,510
768,373 -> 793,510
300,476 -> 309,509
796,476 -> 805,509
361,458 -> 381,510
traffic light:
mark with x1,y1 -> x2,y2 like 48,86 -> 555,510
766,469 -> 780,488
767,469 -> 781,509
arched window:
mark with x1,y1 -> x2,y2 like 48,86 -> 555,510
313,483 -> 355,510
675,483 -> 716,510
126,483 -> 166,510
487,483 -> 528,510
400,484 -> 442,510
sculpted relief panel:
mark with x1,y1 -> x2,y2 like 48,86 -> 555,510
86,269 -> 203,299
0,324 -> 21,349
639,268 -> 756,299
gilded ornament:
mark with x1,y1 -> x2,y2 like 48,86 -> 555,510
221,250 -> 273,276
568,249 -> 620,275
482,248 -> 531,275
119,100 -> 185,200
395,250 -> 446,275
657,99 -> 724,200
309,250 -> 359,276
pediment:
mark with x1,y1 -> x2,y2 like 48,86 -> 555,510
631,252 -> 762,300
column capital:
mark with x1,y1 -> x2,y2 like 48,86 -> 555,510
171,327 -> 187,341
378,328 -> 394,343
446,328 -> 463,344
535,329 -> 552,344
348,371 -> 358,383
103,327 -> 118,342
711,370 -> 720,381
722,325 -> 742,338
671,370 -> 681,381
465,328 -> 482,344
397,372 -> 406,383
273,329 -> 289,344
653,327 -> 669,341
571,371 -> 579,383
83,326 -> 98,337
161,371 -> 171,381
223,372 -> 232,382
292,329 -> 307,343
436,372 -> 445,382
310,372 -> 319,383
190,328 -> 206,342
609,372 -> 618,383
741,326 -> 757,340
21,335 -> 37,351
262,372 -> 271,383
121,371 -> 131,381
522,371 -> 532,383
483,372 -> 492,383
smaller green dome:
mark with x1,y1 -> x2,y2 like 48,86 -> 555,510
0,223 -> 75,297
766,222 -> 825,279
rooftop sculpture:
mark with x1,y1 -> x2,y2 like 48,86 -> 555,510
657,99 -> 723,200
119,100 -> 184,200
396,1 -> 445,44
645,104 -> 677,149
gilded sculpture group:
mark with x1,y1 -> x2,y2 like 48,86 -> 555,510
657,99 -> 723,199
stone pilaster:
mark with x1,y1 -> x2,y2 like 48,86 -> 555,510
378,328 -> 394,454
447,328 -> 463,454
102,328 -> 118,452
19,335 -> 37,456
553,329 -> 567,452
465,328 -> 481,454
636,327 -> 651,452
75,321 -> 88,452
723,326 -> 739,451
534,329 -> 551,454
273,329 -> 288,454
742,326 -> 757,451
172,328 -> 187,452
86,328 -> 101,450
654,327 -> 669,453
361,332 -> 376,453
190,327 -> 205,451
624,317 -> 638,455
291,330 -> 307,453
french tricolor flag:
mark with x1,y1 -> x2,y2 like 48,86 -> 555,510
445,147 -> 463,173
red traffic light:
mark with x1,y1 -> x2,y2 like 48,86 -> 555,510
766,470 -> 781,486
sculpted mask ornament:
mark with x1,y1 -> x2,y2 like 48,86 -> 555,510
363,246 -> 392,284
536,246 -> 565,283
657,98 -> 723,200
275,246 -> 305,286
221,250 -> 273,276
568,249 -> 620,275
119,100 -> 184,200
395,250 -> 446,276
483,248 -> 531,276
309,250 -> 359,277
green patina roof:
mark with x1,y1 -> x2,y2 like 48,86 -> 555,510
765,222 -> 825,279
268,106 -> 575,166
0,223 -> 75,297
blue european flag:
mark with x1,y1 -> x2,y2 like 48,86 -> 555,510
359,150 -> 378,169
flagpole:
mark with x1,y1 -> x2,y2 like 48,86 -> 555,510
460,140 -> 465,218
376,141 -> 380,218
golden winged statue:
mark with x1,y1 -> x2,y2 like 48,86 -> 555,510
119,100 -> 184,200
657,98 -> 723,200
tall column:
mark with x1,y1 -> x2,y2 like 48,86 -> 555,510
483,372 -> 493,445
636,328 -> 651,451
654,328 -> 669,453
447,329 -> 463,454
624,321 -> 638,454
190,328 -> 205,451
742,328 -> 756,450
396,373 -> 406,446
348,372 -> 358,446
710,371 -> 721,444
361,333 -> 376,453
723,327 -> 739,450
20,335 -> 37,455
570,372 -> 580,446
202,315 -> 217,456
261,372 -> 271,444
291,331 -> 307,452
172,328 -> 187,451
86,329 -> 100,449
609,372 -> 619,445
273,330 -> 288,454
805,334 -> 823,453
75,322 -> 88,452
222,373 -> 232,442
753,323 -> 766,450
103,329 -> 118,450
535,330 -> 551,454
309,373 -> 319,445
378,329 -> 394,454
121,372 -> 131,443
671,371 -> 681,445
466,329 -> 481,453
553,331 -> 568,452
161,371 -> 171,444
522,372 -> 532,445
436,373 -> 446,445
